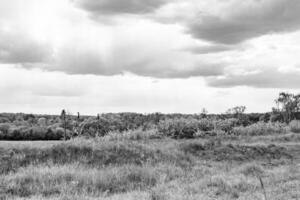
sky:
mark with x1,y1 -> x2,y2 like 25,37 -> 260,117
1,0 -> 300,115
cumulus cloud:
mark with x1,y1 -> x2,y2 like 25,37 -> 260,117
186,0 -> 300,44
207,67 -> 300,89
73,0 -> 169,15
74,0 -> 300,46
0,29 -> 52,64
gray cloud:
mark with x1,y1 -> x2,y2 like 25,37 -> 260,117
187,0 -> 300,44
0,30 -> 52,64
125,62 -> 225,78
73,0 -> 168,15
74,0 -> 300,45
207,68 -> 300,88
54,46 -> 113,75
24,49 -> 225,79
182,44 -> 235,54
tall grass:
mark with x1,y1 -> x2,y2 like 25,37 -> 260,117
232,122 -> 287,136
0,138 -> 192,174
98,129 -> 162,141
1,135 -> 299,200
2,165 -> 159,197
289,120 -> 300,133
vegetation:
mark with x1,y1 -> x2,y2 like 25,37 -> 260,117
0,134 -> 299,199
0,92 -> 299,141
0,92 -> 300,199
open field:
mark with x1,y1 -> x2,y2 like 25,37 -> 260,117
1,131 -> 299,200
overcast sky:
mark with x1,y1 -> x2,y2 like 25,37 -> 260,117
1,0 -> 300,115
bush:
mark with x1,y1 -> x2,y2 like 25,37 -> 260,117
80,118 -> 111,137
0,124 -> 66,140
216,118 -> 238,133
158,118 -> 198,138
197,118 -> 214,131
0,123 -> 10,135
289,120 -> 300,133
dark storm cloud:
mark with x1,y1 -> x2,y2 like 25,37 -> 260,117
73,0 -> 168,15
187,0 -> 300,44
207,68 -> 300,89
0,31 -> 52,64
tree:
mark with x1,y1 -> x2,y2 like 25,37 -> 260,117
226,106 -> 246,116
226,106 -> 249,126
275,92 -> 299,123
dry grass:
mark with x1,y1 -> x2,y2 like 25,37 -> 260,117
0,133 -> 299,200
98,129 -> 162,141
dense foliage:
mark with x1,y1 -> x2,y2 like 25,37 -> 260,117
0,107 -> 299,140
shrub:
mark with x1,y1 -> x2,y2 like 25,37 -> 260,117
0,124 -> 66,140
197,118 -> 214,131
80,118 -> 111,137
216,118 -> 238,133
270,113 -> 284,122
0,123 -> 10,135
289,120 -> 300,133
236,114 -> 251,126
158,118 -> 198,138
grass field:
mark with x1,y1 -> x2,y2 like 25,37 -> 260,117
0,132 -> 299,200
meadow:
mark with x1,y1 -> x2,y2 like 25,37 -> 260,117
1,97 -> 300,200
0,121 -> 300,200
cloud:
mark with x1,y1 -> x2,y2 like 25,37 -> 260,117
0,66 -> 87,98
19,19 -> 225,79
25,53 -> 225,78
182,44 -> 235,54
124,60 -> 225,78
0,29 -> 52,64
73,0 -> 169,15
207,67 -> 300,89
53,45 -> 112,75
186,0 -> 300,44
72,0 -> 300,47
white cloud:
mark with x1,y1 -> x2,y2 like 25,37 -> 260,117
1,0 -> 300,113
